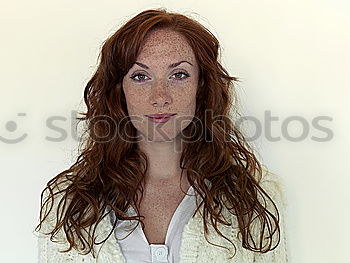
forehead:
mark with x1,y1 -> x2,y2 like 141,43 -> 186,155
136,29 -> 196,64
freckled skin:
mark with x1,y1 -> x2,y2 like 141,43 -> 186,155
122,28 -> 199,142
121,28 -> 199,244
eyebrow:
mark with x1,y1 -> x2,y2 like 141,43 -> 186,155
134,60 -> 193,69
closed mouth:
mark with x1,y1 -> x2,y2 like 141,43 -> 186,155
146,113 -> 177,118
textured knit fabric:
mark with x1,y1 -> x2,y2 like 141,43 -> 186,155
35,167 -> 289,263
110,185 -> 198,263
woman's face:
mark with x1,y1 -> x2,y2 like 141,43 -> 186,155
122,28 -> 200,142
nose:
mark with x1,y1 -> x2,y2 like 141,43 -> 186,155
149,80 -> 172,107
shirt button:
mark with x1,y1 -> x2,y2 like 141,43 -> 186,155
150,244 -> 168,262
156,247 -> 166,259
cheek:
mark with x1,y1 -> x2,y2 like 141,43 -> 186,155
174,86 -> 197,112
127,96 -> 147,114
123,89 -> 147,113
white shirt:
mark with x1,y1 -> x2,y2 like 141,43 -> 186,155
109,185 -> 197,263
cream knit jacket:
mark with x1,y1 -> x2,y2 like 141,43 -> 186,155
35,168 -> 289,263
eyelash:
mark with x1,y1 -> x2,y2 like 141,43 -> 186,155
130,71 -> 190,82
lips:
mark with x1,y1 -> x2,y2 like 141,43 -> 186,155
146,113 -> 176,118
146,113 -> 177,123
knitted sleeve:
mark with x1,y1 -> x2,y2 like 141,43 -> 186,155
37,232 -> 95,263
252,168 -> 290,263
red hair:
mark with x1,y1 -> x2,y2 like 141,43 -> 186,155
35,8 -> 282,260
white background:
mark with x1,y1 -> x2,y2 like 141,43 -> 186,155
1,0 -> 349,262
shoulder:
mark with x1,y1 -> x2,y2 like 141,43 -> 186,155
34,178 -> 94,262
35,177 -> 71,237
256,166 -> 288,210
34,177 -> 126,263
252,166 -> 289,262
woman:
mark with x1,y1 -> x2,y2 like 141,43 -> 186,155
35,8 -> 288,263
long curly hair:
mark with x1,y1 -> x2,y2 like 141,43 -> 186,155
35,8 -> 281,260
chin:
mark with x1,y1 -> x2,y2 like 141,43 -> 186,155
146,132 -> 178,142
139,128 -> 182,142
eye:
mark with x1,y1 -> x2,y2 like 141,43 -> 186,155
130,73 -> 150,82
171,71 -> 190,80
